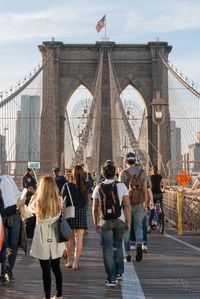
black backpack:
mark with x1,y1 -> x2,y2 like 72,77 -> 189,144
99,181 -> 121,220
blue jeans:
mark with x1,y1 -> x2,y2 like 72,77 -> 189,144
124,203 -> 144,253
100,218 -> 125,282
0,238 -> 6,275
4,213 -> 21,274
130,215 -> 147,245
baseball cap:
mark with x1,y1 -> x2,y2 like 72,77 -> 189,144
125,152 -> 136,161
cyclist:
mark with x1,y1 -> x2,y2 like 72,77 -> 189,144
148,166 -> 164,232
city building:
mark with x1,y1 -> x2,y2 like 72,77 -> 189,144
188,132 -> 200,174
15,95 -> 40,174
170,120 -> 182,175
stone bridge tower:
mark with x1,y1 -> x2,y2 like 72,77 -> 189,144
39,40 -> 172,172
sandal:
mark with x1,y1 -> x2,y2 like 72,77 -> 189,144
72,264 -> 79,270
65,262 -> 72,268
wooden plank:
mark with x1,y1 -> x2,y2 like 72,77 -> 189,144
1,209 -> 200,298
134,230 -> 200,299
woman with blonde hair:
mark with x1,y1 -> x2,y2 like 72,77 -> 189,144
61,165 -> 88,270
21,176 -> 65,299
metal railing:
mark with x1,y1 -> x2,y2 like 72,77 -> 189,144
163,188 -> 200,231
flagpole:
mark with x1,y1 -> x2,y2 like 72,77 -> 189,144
105,14 -> 107,41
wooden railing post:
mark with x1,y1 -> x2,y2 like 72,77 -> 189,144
177,189 -> 183,235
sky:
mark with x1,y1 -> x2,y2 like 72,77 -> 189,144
0,0 -> 200,92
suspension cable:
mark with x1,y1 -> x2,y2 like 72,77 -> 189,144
160,54 -> 200,99
0,50 -> 53,108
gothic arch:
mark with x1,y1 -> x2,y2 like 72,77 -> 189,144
60,78 -> 93,111
121,77 -> 146,101
40,41 -> 172,172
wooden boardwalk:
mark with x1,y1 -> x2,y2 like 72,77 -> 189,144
1,213 -> 200,299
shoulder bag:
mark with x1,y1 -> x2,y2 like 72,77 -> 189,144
64,184 -> 75,219
52,214 -> 72,243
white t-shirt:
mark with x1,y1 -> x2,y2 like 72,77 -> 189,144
92,179 -> 128,222
0,175 -> 21,207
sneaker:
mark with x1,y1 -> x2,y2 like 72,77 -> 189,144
5,272 -> 15,282
142,244 -> 148,253
130,244 -> 136,250
147,226 -> 151,233
136,244 -> 143,262
124,254 -> 132,262
1,274 -> 9,283
116,274 -> 123,284
105,280 -> 116,287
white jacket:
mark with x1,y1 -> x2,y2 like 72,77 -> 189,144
24,195 -> 65,260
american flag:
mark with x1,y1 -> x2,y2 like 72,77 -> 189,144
96,15 -> 106,33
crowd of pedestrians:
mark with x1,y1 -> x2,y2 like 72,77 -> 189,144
0,153 -> 164,298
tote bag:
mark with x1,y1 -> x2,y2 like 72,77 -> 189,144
64,184 -> 75,219
52,214 -> 72,243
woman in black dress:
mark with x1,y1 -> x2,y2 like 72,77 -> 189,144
61,165 -> 88,269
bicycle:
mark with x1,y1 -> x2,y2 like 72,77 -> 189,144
149,200 -> 165,234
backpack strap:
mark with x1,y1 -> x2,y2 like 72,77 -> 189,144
124,170 -> 132,179
111,181 -> 123,209
138,168 -> 144,180
99,183 -> 107,216
111,180 -> 119,188
124,169 -> 144,180
99,183 -> 105,196
99,180 -> 118,189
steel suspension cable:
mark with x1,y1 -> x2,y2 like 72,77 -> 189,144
0,50 -> 52,108
160,54 -> 200,99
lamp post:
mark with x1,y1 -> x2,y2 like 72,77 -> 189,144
151,91 -> 167,173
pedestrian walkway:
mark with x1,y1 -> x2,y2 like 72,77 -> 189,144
1,209 -> 200,298
1,204 -> 123,299
135,231 -> 200,299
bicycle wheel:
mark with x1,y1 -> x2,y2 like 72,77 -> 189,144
158,212 -> 165,234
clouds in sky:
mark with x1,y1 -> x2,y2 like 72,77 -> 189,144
126,2 -> 200,34
0,0 -> 199,89
0,0 -> 200,43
